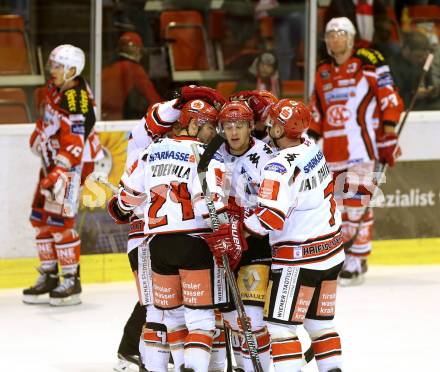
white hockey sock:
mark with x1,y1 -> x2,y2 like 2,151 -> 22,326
167,325 -> 188,370
311,332 -> 342,372
208,327 -> 226,372
142,322 -> 170,372
184,330 -> 214,372
268,323 -> 303,372
241,326 -> 271,372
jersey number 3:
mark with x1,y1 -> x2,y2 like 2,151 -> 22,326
148,182 -> 194,229
324,181 -> 337,227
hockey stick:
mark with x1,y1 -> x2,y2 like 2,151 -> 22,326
196,136 -> 315,367
342,53 -> 434,251
202,134 -> 244,372
191,142 -> 264,372
223,321 -> 234,372
196,135 -> 235,371
94,174 -> 119,194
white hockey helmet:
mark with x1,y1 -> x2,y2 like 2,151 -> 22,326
325,17 -> 356,55
48,44 -> 85,81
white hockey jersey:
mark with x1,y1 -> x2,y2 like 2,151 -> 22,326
120,136 -> 215,236
124,99 -> 181,251
206,138 -> 275,210
245,136 -> 345,270
126,98 -> 181,170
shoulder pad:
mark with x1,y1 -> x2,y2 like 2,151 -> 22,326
141,148 -> 150,162
60,86 -> 91,114
355,48 -> 384,66
265,151 -> 300,173
281,151 -> 301,168
253,138 -> 274,155
212,151 -> 224,163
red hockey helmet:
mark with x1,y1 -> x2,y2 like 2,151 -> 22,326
117,32 -> 144,62
178,99 -> 218,128
266,99 -> 311,139
258,90 -> 279,105
218,101 -> 254,126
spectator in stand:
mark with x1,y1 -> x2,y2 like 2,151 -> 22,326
255,0 -> 305,80
101,32 -> 161,120
390,30 -> 440,110
237,51 -> 280,96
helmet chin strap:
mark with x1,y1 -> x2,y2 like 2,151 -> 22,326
59,67 -> 76,91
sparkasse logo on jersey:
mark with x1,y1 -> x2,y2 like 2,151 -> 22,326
149,150 -> 195,163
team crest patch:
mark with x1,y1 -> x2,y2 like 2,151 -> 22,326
264,162 -> 287,174
190,100 -> 205,109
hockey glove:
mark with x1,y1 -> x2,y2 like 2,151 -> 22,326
230,90 -> 272,121
107,195 -> 131,224
377,132 -> 400,167
229,89 -> 257,101
204,220 -> 248,270
227,203 -> 245,223
40,166 -> 68,189
179,85 -> 226,110
248,95 -> 272,122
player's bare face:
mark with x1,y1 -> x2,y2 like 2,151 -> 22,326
223,121 -> 252,155
258,62 -> 275,78
48,62 -> 66,87
326,30 -> 350,56
198,121 -> 217,144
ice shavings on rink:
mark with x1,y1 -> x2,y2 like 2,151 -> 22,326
1,265 -> 439,372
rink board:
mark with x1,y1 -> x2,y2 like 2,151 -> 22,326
1,237 -> 440,289
1,115 -> 440,288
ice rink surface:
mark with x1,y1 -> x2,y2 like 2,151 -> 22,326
1,265 -> 439,372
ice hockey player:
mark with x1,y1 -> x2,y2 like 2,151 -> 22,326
23,44 -> 102,306
109,98 -> 179,372
309,17 -> 404,284
228,89 -> 279,144
238,99 -> 344,372
108,86 -> 225,372
110,95 -> 226,371
203,99 -> 274,372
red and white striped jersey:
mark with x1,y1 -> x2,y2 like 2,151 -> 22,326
38,77 -> 102,168
309,48 -> 403,171
244,136 -> 344,270
120,136 -> 212,236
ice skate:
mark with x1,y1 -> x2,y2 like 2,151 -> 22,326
338,255 -> 365,286
23,266 -> 59,304
113,353 -> 140,372
49,272 -> 82,306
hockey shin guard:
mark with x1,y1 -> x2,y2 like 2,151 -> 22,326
143,322 -> 171,372
184,330 -> 214,372
268,323 -> 303,372
53,228 -> 80,275
36,230 -> 57,271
